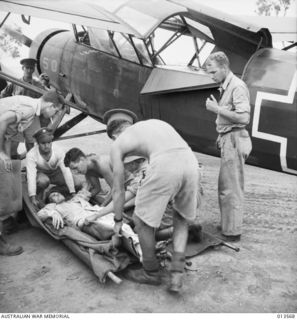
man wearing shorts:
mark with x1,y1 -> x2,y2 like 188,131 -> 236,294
104,108 -> 198,293
0,91 -> 63,167
1,58 -> 44,158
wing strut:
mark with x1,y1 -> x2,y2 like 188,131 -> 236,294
283,42 -> 297,51
21,14 -> 30,24
0,71 -> 101,120
0,12 -> 10,28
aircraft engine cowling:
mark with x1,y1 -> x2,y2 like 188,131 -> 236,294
28,27 -> 151,119
29,28 -> 72,93
243,48 -> 297,174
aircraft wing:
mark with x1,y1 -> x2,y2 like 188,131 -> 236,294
0,0 -> 140,36
0,0 -> 189,39
168,0 -> 273,48
239,16 -> 297,43
0,0 -> 274,45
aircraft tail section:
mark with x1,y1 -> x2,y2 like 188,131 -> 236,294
243,48 -> 297,174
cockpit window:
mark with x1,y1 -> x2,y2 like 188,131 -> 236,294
74,13 -> 215,68
132,37 -> 152,66
77,25 -> 151,66
87,27 -> 118,55
147,14 -> 215,68
74,25 -> 90,45
112,32 -> 139,63
152,28 -> 195,66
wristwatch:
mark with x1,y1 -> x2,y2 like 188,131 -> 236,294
114,216 -> 123,223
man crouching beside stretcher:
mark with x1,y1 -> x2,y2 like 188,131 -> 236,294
26,127 -> 76,208
37,188 -> 142,260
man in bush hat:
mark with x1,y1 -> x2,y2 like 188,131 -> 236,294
104,108 -> 199,293
0,58 -> 45,158
26,127 -> 76,208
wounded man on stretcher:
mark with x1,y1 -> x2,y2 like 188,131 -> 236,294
36,187 -> 142,261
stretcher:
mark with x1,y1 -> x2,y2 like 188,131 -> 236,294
21,172 -> 240,285
22,174 -> 140,284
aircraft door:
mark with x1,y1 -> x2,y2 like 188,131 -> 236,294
68,41 -> 152,118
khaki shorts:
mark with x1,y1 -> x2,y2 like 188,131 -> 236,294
134,148 -> 198,228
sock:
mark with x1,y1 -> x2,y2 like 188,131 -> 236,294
171,252 -> 185,272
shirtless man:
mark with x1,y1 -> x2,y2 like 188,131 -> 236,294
63,148 -> 143,205
64,148 -> 113,204
104,108 -> 198,293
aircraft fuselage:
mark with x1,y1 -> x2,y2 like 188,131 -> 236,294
29,29 -> 297,174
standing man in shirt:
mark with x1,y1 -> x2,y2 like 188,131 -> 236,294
0,58 -> 44,158
26,127 -> 76,208
205,51 -> 252,242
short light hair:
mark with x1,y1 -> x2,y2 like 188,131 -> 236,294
206,51 -> 230,68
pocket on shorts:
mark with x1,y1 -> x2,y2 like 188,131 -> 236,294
239,136 -> 252,160
221,134 -> 236,161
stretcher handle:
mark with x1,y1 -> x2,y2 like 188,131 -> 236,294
221,241 -> 240,252
107,271 -> 122,284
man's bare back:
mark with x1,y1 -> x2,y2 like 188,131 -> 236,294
106,114 -> 198,291
112,119 -> 189,160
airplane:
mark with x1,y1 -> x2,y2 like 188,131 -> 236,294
0,0 -> 296,175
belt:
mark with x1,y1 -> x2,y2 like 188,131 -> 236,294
219,127 -> 245,136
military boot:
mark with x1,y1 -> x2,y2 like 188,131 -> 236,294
0,235 -> 23,256
3,217 -> 18,235
125,267 -> 161,286
168,251 -> 185,293
168,271 -> 183,293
